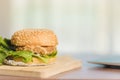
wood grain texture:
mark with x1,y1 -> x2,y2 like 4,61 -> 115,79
0,56 -> 81,78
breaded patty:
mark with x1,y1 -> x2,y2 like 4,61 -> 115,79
16,45 -> 56,54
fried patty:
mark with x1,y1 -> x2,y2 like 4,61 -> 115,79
16,45 -> 56,54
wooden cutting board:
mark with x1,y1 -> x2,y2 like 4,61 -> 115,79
0,56 -> 81,78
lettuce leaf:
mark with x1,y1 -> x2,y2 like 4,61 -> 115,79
9,51 -> 33,63
32,51 -> 57,63
0,36 -> 10,50
0,52 -> 7,65
4,38 -> 16,51
47,51 -> 57,58
32,54 -> 49,63
0,43 -> 10,64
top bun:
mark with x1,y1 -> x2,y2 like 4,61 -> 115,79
11,29 -> 58,46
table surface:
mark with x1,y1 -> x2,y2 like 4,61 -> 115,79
0,54 -> 120,80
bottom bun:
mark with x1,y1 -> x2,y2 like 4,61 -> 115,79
4,57 -> 56,66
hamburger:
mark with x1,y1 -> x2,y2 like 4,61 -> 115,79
0,29 -> 58,66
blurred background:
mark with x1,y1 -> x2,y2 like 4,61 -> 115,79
0,0 -> 120,55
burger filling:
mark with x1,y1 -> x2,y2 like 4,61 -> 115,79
0,36 -> 57,65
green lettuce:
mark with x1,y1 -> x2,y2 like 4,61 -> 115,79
8,51 -> 33,63
33,51 -> 57,63
0,36 -> 10,50
0,52 -> 7,65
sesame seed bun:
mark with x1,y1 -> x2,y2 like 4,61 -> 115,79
11,29 -> 58,46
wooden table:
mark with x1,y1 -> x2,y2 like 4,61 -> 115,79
0,54 -> 120,80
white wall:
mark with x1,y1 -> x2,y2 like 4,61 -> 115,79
0,0 -> 120,54
112,0 -> 120,54
0,0 -> 11,38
